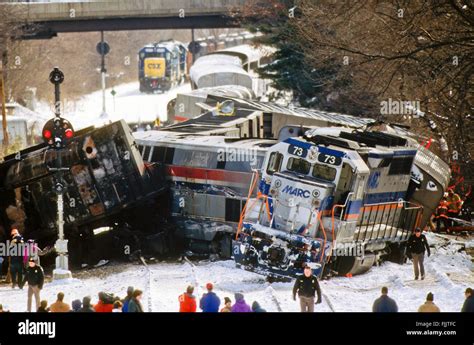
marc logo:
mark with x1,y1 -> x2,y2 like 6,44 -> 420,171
18,319 -> 56,339
281,185 -> 310,198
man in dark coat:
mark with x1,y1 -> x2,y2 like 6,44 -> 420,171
292,265 -> 322,312
199,282 -> 221,313
78,296 -> 95,312
9,230 -> 25,289
461,288 -> 474,312
128,289 -> 144,312
373,287 -> 398,312
23,257 -> 44,312
407,228 -> 430,280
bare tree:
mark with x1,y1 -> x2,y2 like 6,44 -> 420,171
243,0 -> 473,170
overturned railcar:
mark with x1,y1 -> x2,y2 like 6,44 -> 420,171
0,120 -> 169,264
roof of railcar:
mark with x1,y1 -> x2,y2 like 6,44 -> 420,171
133,130 -> 275,150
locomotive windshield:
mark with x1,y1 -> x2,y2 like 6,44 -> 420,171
312,163 -> 337,182
287,157 -> 311,175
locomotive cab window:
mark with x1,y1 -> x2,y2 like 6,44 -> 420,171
287,157 -> 311,175
266,152 -> 283,175
312,163 -> 337,182
388,156 -> 414,175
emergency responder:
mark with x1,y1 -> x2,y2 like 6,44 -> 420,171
434,197 -> 450,232
292,265 -> 322,312
407,228 -> 431,280
446,189 -> 462,226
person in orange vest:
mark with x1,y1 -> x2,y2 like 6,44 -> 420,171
446,188 -> 462,221
179,285 -> 197,312
434,197 -> 450,232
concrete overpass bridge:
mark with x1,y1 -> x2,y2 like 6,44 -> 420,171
2,0 -> 247,39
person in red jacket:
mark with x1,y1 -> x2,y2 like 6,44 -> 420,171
179,285 -> 197,312
94,292 -> 114,312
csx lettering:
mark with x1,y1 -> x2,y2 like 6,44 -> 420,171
147,63 -> 161,69
282,185 -> 310,198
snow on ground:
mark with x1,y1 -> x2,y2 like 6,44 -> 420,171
0,236 -> 472,312
36,81 -> 191,130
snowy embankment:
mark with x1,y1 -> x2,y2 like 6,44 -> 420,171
0,233 -> 472,312
36,81 -> 191,130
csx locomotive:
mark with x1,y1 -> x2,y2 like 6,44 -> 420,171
138,40 -> 188,93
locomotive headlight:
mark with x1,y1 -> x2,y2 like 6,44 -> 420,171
312,189 -> 320,198
307,147 -> 318,162
312,199 -> 321,207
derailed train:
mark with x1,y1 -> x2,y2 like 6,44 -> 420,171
0,97 -> 450,278
232,128 -> 450,279
0,120 -> 171,266
133,96 -> 450,279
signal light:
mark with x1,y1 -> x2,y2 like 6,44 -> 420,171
41,117 -> 75,149
43,129 -> 52,140
65,128 -> 74,139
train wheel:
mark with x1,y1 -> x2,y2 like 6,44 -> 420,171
332,255 -> 376,276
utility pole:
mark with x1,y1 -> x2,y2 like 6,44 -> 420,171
0,59 -> 8,152
191,28 -> 196,64
45,67 -> 74,280
188,28 -> 200,66
100,31 -> 106,116
96,31 -> 110,119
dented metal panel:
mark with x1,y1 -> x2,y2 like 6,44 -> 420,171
0,120 -> 167,238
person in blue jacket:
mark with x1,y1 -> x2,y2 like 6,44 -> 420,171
372,286 -> 398,312
199,282 -> 221,312
122,286 -> 134,313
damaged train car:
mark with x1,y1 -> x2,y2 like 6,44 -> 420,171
134,96 -> 451,279
0,120 -> 171,266
231,127 -> 451,280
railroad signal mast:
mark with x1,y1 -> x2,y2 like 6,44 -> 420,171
43,67 -> 73,280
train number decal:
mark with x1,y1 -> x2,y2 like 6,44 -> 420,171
288,144 -> 308,158
318,153 -> 342,166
